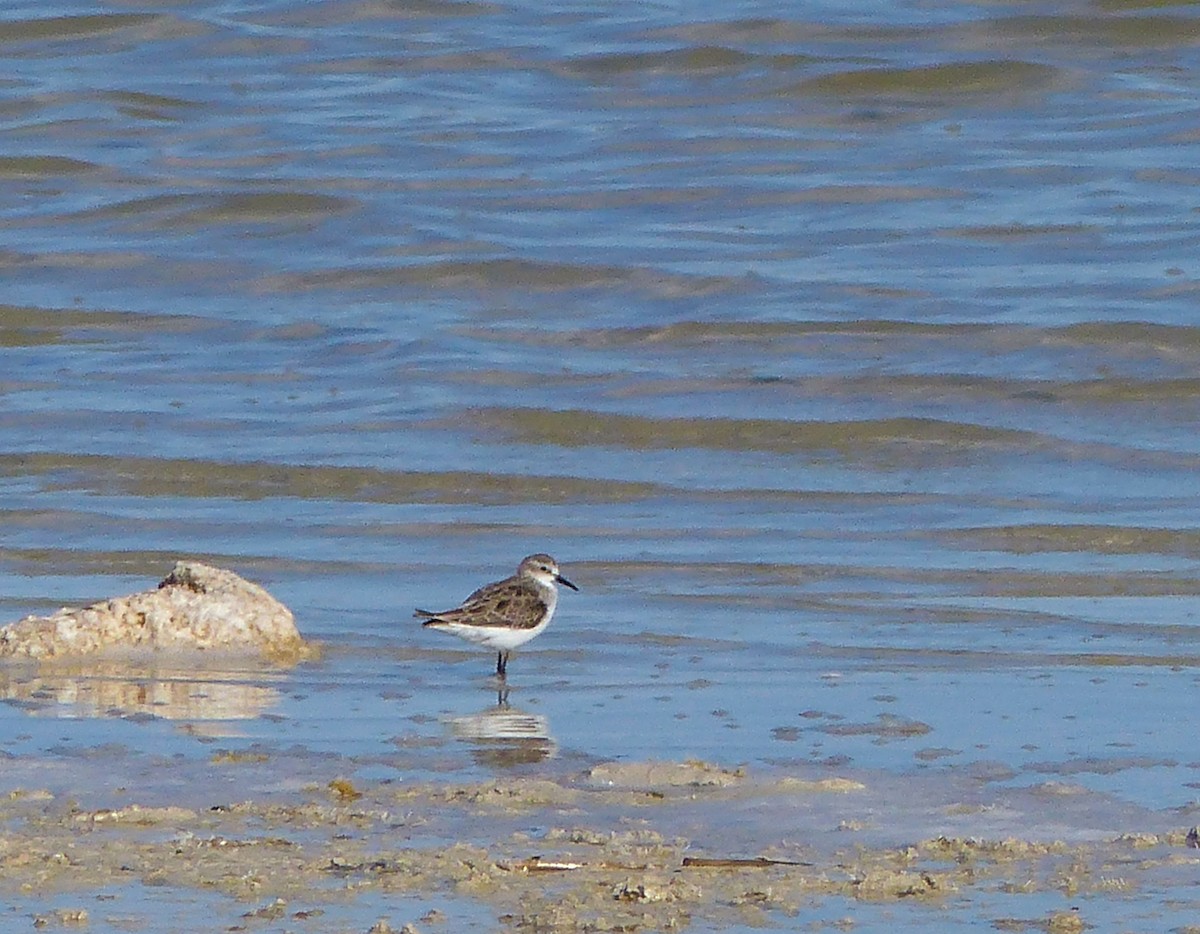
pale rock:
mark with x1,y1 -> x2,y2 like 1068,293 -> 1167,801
0,562 -> 308,662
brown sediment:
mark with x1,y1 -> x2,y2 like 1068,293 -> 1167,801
0,763 -> 1194,931
681,856 -> 812,867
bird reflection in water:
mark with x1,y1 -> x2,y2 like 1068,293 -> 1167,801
449,691 -> 556,767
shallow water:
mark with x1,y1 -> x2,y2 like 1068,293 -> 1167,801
4,0 -> 1200,930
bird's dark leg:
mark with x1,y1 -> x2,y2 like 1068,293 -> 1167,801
496,650 -> 508,679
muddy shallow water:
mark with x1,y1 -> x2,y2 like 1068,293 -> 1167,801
6,0 -> 1200,929
2,635 -> 1199,931
2,741 -> 1198,933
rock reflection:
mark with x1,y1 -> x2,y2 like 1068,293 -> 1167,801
0,662 -> 282,730
449,695 -> 556,767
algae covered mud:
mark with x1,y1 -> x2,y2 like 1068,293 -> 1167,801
6,0 -> 1200,930
2,628 -> 1200,932
2,752 -> 1198,933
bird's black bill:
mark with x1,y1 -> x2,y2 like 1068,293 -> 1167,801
556,574 -> 579,591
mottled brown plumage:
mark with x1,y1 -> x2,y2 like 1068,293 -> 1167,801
419,580 -> 549,630
416,553 -> 577,678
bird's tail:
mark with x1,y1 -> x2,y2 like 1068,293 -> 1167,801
414,608 -> 443,623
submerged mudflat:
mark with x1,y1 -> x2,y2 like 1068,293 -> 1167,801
3,750 -> 1197,933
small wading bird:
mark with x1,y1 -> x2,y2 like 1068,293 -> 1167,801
415,553 -> 578,679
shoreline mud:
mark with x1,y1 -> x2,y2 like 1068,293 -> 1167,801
2,753 -> 1196,932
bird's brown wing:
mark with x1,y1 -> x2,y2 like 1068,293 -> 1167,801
414,574 -> 506,621
420,581 -> 547,630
